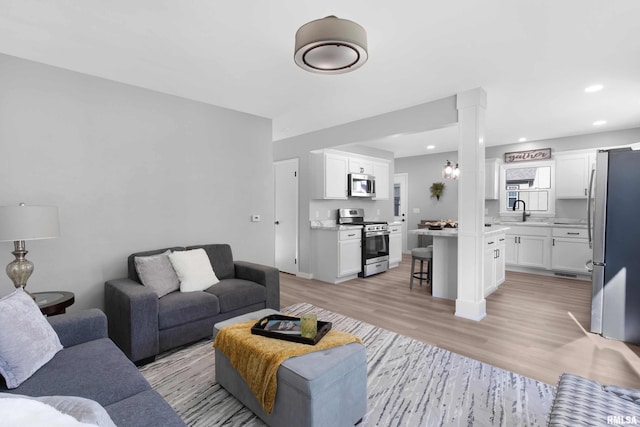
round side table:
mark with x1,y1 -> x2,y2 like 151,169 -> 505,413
33,291 -> 75,316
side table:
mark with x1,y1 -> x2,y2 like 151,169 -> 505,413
33,291 -> 75,316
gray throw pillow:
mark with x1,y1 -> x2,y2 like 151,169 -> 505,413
134,250 -> 180,297
0,392 -> 117,427
0,288 -> 63,389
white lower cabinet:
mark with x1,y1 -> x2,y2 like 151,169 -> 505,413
551,228 -> 591,275
312,228 -> 362,284
388,224 -> 402,268
484,233 -> 506,296
339,232 -> 362,277
505,226 -> 552,270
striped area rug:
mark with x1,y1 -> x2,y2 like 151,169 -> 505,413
140,303 -> 555,426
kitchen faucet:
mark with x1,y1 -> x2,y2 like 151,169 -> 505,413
512,199 -> 530,222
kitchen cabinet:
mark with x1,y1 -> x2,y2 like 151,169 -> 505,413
348,158 -> 374,175
485,158 -> 502,200
555,151 -> 596,199
310,151 -> 348,199
484,232 -> 506,296
505,226 -> 551,270
551,227 -> 591,275
372,161 -> 390,200
388,224 -> 402,268
311,150 -> 391,200
339,229 -> 362,277
312,228 -> 362,283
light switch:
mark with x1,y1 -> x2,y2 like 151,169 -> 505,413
251,215 -> 261,222
412,208 -> 420,214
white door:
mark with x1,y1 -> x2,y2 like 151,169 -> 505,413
274,159 -> 298,274
393,173 -> 409,252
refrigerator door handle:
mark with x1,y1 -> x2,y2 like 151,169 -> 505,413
585,259 -> 593,272
587,167 -> 596,249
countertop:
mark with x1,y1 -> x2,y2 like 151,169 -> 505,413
310,220 -> 363,231
496,221 -> 587,229
410,225 -> 511,237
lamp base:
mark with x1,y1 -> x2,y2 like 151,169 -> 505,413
6,240 -> 34,292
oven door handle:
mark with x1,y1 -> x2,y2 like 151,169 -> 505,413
365,231 -> 389,237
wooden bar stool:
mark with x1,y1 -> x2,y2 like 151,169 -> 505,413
410,246 -> 432,290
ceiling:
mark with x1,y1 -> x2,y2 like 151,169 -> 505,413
1,1 -> 639,157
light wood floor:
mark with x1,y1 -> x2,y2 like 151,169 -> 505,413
280,253 -> 640,389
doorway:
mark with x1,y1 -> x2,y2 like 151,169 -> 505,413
394,173 -> 409,252
274,159 -> 299,274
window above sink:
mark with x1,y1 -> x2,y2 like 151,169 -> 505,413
499,160 -> 556,217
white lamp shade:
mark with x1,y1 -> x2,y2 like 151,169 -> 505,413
294,15 -> 368,74
0,205 -> 60,242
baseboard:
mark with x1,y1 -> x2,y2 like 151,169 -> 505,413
296,271 -> 313,280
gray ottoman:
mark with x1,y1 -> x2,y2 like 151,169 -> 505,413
213,310 -> 367,427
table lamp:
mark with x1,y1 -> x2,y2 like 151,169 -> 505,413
0,203 -> 60,294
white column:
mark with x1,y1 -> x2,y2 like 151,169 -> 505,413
455,88 -> 487,321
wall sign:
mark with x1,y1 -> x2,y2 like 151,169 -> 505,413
504,148 -> 551,163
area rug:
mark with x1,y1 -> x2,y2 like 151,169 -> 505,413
140,303 -> 555,426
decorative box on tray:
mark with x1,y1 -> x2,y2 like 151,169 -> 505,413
251,314 -> 332,345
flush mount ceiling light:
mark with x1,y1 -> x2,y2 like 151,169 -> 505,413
294,15 -> 368,74
585,84 -> 604,93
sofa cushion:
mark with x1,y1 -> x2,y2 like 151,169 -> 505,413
128,247 -> 186,283
169,248 -> 220,292
105,389 -> 185,427
205,278 -> 266,313
3,338 -> 150,407
187,244 -> 235,280
158,291 -> 220,330
135,250 -> 180,297
0,288 -> 63,389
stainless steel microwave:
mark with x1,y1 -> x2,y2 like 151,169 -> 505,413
348,173 -> 376,198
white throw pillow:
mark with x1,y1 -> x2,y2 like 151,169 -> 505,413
0,397 -> 100,426
0,288 -> 63,389
168,248 -> 219,292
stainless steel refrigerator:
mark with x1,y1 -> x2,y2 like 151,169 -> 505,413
589,148 -> 640,344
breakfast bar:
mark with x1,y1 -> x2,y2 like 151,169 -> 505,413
410,226 -> 510,300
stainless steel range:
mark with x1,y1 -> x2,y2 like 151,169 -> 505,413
337,208 -> 389,277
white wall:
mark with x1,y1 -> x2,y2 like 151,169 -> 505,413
0,54 -> 274,310
485,127 -> 640,219
273,95 -> 458,274
395,127 -> 640,250
394,151 -> 459,248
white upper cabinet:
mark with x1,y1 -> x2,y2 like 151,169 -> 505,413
485,158 -> 502,200
372,161 -> 390,200
555,151 -> 596,199
311,149 -> 391,200
310,151 -> 348,199
348,158 -> 374,175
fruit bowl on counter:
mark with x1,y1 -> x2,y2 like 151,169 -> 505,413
420,219 -> 458,230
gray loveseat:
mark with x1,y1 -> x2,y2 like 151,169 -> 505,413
105,244 -> 280,363
0,309 -> 185,426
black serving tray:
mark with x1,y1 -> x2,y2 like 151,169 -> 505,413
251,314 -> 332,345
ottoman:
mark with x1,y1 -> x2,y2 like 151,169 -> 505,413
213,309 -> 367,427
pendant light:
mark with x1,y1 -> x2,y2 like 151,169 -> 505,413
443,160 -> 460,180
294,15 -> 368,74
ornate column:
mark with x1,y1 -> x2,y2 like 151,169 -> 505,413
455,88 -> 487,320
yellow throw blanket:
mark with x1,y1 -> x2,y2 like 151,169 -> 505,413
213,319 -> 363,414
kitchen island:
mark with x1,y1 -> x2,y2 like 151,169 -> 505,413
409,226 -> 510,300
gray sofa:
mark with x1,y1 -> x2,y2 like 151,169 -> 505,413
105,243 -> 280,363
0,309 -> 185,426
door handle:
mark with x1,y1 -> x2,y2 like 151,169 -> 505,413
585,259 -> 593,272
275,221 -> 280,225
